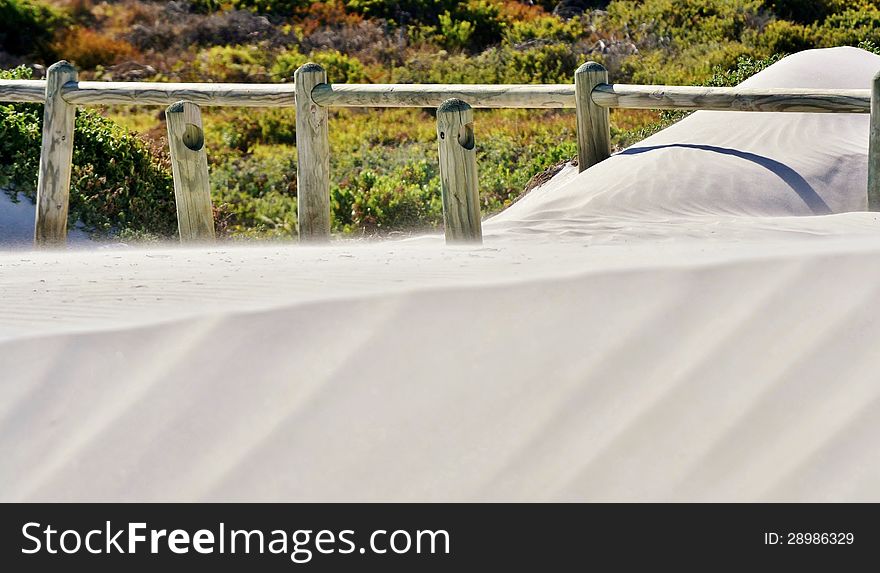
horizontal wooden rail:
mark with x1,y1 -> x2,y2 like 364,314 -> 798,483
0,79 -> 297,106
63,81 -> 296,107
2,78 -> 871,113
590,84 -> 871,113
0,79 -> 46,102
310,83 -> 576,108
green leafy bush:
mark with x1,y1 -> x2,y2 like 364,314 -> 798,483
184,44 -> 272,82
393,42 -> 581,84
504,15 -> 583,45
0,0 -> 67,58
211,144 -> 299,237
271,47 -> 368,82
332,162 -> 441,233
814,8 -> 880,47
702,53 -> 785,86
750,20 -> 815,54
604,0 -> 765,46
1,66 -> 176,237
766,0 -> 876,24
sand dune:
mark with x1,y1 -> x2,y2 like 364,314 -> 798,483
489,47 -> 880,239
2,47 -> 880,501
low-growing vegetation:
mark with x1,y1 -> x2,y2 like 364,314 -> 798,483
1,0 -> 879,239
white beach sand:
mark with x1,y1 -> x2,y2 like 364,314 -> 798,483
1,47 -> 879,501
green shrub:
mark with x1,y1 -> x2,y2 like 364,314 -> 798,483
766,0 -> 877,23
814,8 -> 880,47
1,66 -> 177,237
859,39 -> 880,55
702,53 -> 785,86
504,15 -> 582,45
332,163 -> 441,233
603,0 -> 765,46
750,19 -> 815,54
0,0 -> 67,58
272,48 -> 368,82
203,108 -> 298,154
437,11 -> 476,51
448,0 -> 507,50
183,44 -> 272,82
211,144 -> 299,237
393,42 -> 581,84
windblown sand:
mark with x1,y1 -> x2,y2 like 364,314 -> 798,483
2,47 -> 879,501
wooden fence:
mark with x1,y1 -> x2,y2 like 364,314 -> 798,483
1,60 -> 879,246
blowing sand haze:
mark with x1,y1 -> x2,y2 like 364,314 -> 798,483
2,47 -> 880,503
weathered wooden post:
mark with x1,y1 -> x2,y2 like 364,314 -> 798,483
166,100 -> 215,242
34,61 -> 77,247
574,61 -> 611,173
869,70 -> 880,211
294,62 -> 331,241
437,98 -> 482,244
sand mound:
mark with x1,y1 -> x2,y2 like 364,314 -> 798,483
2,48 -> 880,502
487,46 -> 880,241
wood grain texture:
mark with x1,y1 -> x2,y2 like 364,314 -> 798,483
311,83 -> 576,108
869,72 -> 880,211
437,99 -> 482,244
591,84 -> 871,113
575,62 -> 611,172
0,79 -> 46,102
35,62 -> 77,247
1,77 -> 869,114
63,81 -> 297,107
166,101 -> 215,242
295,63 -> 331,241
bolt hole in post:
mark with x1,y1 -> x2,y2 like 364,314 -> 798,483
183,123 -> 204,151
458,123 -> 475,150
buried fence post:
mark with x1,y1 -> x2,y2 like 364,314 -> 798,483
869,71 -> 880,211
35,61 -> 78,247
574,62 -> 611,173
437,98 -> 482,244
166,100 -> 215,242
294,63 -> 331,241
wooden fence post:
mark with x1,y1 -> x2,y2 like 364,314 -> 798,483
34,61 -> 77,247
166,100 -> 215,242
295,63 -> 331,241
574,61 -> 611,173
869,70 -> 880,211
437,98 -> 482,244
